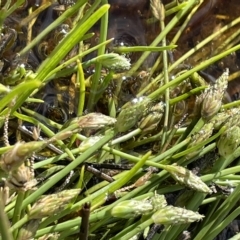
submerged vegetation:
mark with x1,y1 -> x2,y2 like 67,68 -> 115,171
1,0 -> 240,239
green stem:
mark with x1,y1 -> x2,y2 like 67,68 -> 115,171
45,38 -> 113,80
172,126 -> 225,159
129,0 -> 197,76
120,218 -> 153,240
110,129 -> 142,145
77,59 -> 85,116
171,0 -> 204,44
148,44 -> 240,100
169,86 -> 206,105
0,196 -> 14,240
87,0 -> 109,111
139,19 -> 240,98
19,0 -> 89,55
90,151 -> 152,210
110,221 -> 141,240
170,17 -> 240,72
194,184 -> 240,240
9,130 -> 115,222
36,4 -> 110,82
160,7 -> 170,148
12,191 -> 25,238
39,173 -> 154,234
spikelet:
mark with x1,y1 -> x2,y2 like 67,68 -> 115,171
116,97 -> 151,132
111,199 -> 153,219
138,102 -> 165,133
7,164 -> 37,191
150,0 -> 165,21
217,125 -> 240,158
151,206 -> 204,225
61,112 -> 116,131
150,193 -> 167,211
186,122 -> 214,159
17,219 -> 41,240
200,69 -> 228,120
164,165 -> 212,193
29,189 -> 80,219
0,141 -> 47,172
97,53 -> 131,71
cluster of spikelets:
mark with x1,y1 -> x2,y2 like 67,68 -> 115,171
0,138 -> 77,239
187,69 -> 240,159
111,194 -> 204,239
115,68 -> 239,161
0,112 -> 117,197
0,113 -> 117,239
1,66 -> 239,239
16,189 -> 81,239
0,140 -> 47,192
0,129 -> 71,200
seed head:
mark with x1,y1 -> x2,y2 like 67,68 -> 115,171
7,164 -> 37,191
111,199 -> 153,219
29,189 -> 80,219
150,194 -> 167,211
151,206 -> 204,225
98,53 -> 131,71
223,108 -> 240,129
61,113 -> 116,131
186,122 -> 214,159
189,123 -> 214,147
164,165 -> 212,193
211,107 -> 240,130
48,131 -> 73,143
217,125 -> 240,158
201,69 -> 228,120
150,0 -> 165,21
17,219 -> 40,240
116,97 -> 151,132
211,111 -> 232,130
138,102 -> 164,133
0,141 -> 47,172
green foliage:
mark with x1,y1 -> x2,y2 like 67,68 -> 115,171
1,0 -> 240,240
